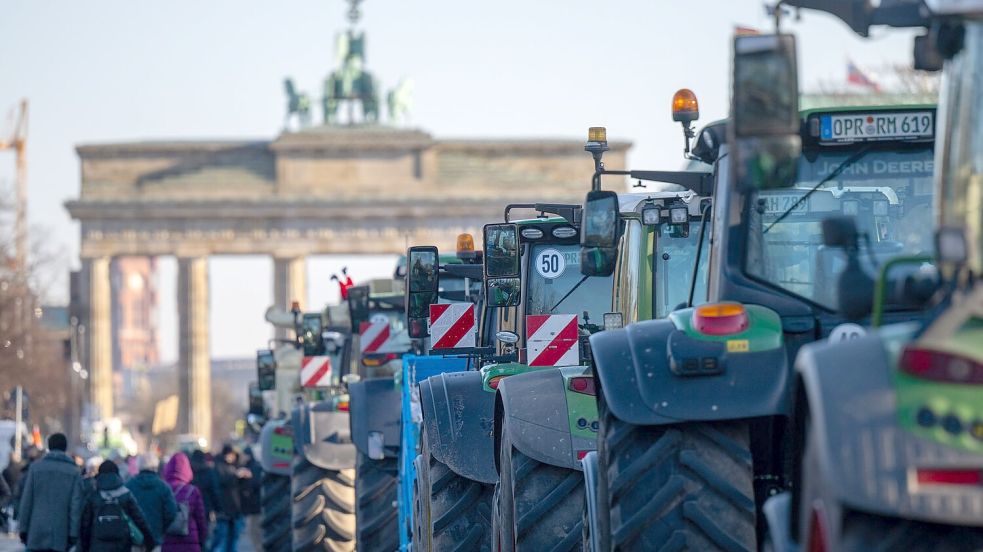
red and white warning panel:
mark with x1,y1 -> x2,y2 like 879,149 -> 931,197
359,321 -> 391,354
429,303 -> 476,349
301,356 -> 333,388
526,314 -> 580,367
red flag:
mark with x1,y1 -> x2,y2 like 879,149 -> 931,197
847,61 -> 880,91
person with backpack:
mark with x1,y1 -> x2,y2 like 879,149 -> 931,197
17,433 -> 84,552
125,453 -> 177,549
80,460 -> 156,552
161,452 -> 207,552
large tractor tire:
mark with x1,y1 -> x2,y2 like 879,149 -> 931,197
355,451 -> 399,551
602,415 -> 756,552
291,456 -> 356,552
428,455 -> 493,551
495,426 -> 584,552
840,512 -> 983,552
412,452 -> 431,552
263,472 -> 293,552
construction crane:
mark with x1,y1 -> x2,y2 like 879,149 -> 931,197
0,99 -> 28,272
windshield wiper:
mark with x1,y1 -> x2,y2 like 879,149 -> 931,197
550,274 -> 590,312
763,145 -> 872,234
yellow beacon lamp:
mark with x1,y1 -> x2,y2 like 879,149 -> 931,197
671,88 -> 700,155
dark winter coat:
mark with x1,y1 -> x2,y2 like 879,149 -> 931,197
2,459 -> 25,500
238,458 -> 262,516
162,453 -> 208,552
213,460 -> 242,518
17,451 -> 84,552
80,472 -> 156,552
188,456 -> 220,517
125,470 -> 177,544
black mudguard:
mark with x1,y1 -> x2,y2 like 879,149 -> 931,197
494,369 -> 586,472
590,318 -> 790,426
418,371 -> 498,484
796,333 -> 983,527
291,402 -> 356,471
348,377 -> 401,459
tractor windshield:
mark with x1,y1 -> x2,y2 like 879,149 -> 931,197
654,223 -> 709,317
938,21 -> 983,272
746,145 -> 935,310
526,243 -> 613,330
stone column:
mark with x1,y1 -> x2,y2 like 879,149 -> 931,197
177,257 -> 211,443
273,256 -> 307,338
82,257 -> 113,421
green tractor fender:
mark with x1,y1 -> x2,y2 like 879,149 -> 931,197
794,331 -> 983,529
589,304 -> 790,425
291,400 -> 356,471
493,367 -> 596,473
418,370 -> 498,484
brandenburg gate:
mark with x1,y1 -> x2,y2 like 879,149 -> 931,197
66,126 -> 629,441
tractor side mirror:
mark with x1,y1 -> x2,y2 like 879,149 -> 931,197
347,285 -> 370,334
256,349 -> 276,391
406,246 -> 439,338
580,190 -> 619,277
299,313 -> 324,356
731,33 -> 801,190
821,217 -> 873,320
484,223 -> 522,307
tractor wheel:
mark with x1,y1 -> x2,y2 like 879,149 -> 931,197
355,451 -> 399,551
495,424 -> 584,552
799,424 -> 983,552
262,472 -> 292,552
429,456 -> 493,551
291,456 -> 356,552
603,416 -> 756,551
839,512 -> 983,552
412,452 -> 431,552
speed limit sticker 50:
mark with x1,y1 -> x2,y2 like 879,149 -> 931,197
536,248 -> 566,279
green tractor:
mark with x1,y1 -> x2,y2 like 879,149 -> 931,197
755,1 -> 983,550
414,204 -> 611,550
586,34 -> 941,551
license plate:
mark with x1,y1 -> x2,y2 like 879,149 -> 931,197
760,193 -> 808,215
820,111 -> 933,143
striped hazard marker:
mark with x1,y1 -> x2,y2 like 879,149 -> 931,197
429,303 -> 476,349
359,321 -> 391,354
526,314 -> 580,367
301,356 -> 332,388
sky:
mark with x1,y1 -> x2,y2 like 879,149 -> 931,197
0,0 -> 922,361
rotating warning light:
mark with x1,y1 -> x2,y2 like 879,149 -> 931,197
457,233 -> 475,253
672,89 -> 700,123
693,303 -> 749,336
585,127 -> 609,156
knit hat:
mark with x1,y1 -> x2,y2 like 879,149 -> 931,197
98,460 -> 120,475
137,452 -> 160,472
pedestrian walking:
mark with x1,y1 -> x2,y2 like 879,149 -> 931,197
17,433 -> 84,552
79,460 -> 156,552
125,453 -> 177,549
161,453 -> 208,552
188,451 -> 220,521
209,446 -> 250,552
238,448 -> 263,552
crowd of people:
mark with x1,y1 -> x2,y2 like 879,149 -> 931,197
1,434 -> 263,552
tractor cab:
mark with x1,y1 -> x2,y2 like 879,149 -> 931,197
481,204 -> 614,386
